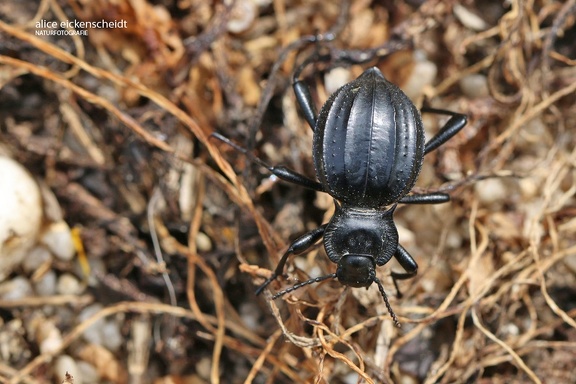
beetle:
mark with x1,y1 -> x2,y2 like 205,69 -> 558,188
214,65 -> 466,326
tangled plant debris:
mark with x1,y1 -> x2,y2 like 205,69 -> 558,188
0,0 -> 575,383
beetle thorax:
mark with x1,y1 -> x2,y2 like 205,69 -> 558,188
323,204 -> 399,277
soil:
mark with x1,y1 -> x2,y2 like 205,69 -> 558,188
1,1 -> 575,383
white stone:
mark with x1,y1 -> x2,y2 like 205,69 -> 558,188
459,74 -> 489,98
41,221 -> 75,261
56,273 -> 83,295
0,156 -> 43,281
0,276 -> 33,300
54,355 -> 82,384
34,269 -> 57,297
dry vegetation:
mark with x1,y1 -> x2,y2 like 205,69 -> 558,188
1,0 -> 575,383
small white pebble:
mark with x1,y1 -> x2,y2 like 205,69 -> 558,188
41,221 -> 75,261
459,74 -> 489,98
196,356 -> 212,380
420,277 -> 436,293
445,229 -> 463,249
54,355 -> 82,384
0,276 -> 33,300
239,302 -> 260,331
454,4 -> 489,31
308,266 -> 322,279
342,373 -> 360,384
57,273 -> 83,295
37,320 -> 63,354
21,246 -> 52,274
324,67 -> 351,95
227,0 -> 257,33
402,58 -> 437,99
101,320 -> 123,353
501,323 -> 520,336
195,231 -> 212,252
474,178 -> 508,205
34,269 -> 57,296
79,304 -> 105,345
518,178 -> 539,200
78,304 -> 122,351
77,361 -> 100,384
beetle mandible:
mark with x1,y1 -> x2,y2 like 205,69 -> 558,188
214,65 -> 466,326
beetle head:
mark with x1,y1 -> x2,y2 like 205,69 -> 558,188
335,254 -> 376,287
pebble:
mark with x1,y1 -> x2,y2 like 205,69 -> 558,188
54,355 -> 82,384
453,4 -> 489,31
78,303 -> 122,352
77,361 -> 101,384
101,320 -> 123,353
36,320 -> 63,354
227,0 -> 257,33
34,269 -> 57,296
402,56 -> 437,100
0,276 -> 33,300
459,73 -> 489,98
21,245 -> 52,275
196,356 -> 212,380
518,178 -> 539,200
474,178 -> 508,205
78,304 -> 106,345
57,273 -> 83,295
195,231 -> 212,252
342,373 -> 360,384
239,302 -> 260,331
0,156 -> 43,282
446,228 -> 464,249
41,221 -> 75,261
324,67 -> 351,95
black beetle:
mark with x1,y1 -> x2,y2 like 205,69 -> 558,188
214,65 -> 466,326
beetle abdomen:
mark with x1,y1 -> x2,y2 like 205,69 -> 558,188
314,67 -> 425,207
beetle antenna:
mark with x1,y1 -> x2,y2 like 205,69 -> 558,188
211,132 -> 273,170
374,278 -> 401,327
271,273 -> 337,300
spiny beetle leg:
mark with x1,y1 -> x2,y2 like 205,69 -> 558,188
422,107 -> 467,155
211,132 -> 325,192
390,244 -> 418,299
399,192 -> 450,205
255,224 -> 327,295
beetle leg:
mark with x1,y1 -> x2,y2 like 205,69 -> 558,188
421,107 -> 467,155
291,49 -> 323,130
293,79 -> 317,130
390,244 -> 418,298
212,132 -> 325,191
265,165 -> 325,191
256,224 -> 327,295
399,192 -> 450,204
